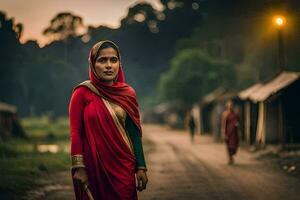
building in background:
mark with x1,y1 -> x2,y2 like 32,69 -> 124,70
248,71 -> 300,148
0,102 -> 26,141
238,83 -> 263,145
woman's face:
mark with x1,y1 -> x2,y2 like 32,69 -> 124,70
226,101 -> 234,111
94,47 -> 120,84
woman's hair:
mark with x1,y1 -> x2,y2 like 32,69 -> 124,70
99,42 -> 118,52
92,41 -> 120,63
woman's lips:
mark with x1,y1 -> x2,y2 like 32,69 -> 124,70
104,71 -> 113,75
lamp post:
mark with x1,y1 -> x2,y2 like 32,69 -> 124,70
273,15 -> 287,149
273,15 -> 286,72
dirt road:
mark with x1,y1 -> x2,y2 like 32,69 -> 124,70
139,125 -> 300,200
26,124 -> 300,200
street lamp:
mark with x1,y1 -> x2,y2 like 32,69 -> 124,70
275,16 -> 285,26
273,15 -> 287,148
273,15 -> 286,72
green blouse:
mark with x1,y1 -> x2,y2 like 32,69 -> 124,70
125,116 -> 147,170
109,101 -> 146,171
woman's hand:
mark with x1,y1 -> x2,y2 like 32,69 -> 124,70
73,168 -> 89,186
136,169 -> 148,192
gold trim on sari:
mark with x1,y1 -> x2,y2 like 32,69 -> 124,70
102,98 -> 134,154
75,80 -> 134,155
76,80 -> 102,97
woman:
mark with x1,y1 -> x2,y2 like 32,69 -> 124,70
221,100 -> 239,165
69,40 -> 148,200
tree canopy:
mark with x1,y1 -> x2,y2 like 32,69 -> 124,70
43,12 -> 84,42
158,48 -> 236,107
1,0 -> 300,116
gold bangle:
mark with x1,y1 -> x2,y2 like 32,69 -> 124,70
71,154 -> 85,169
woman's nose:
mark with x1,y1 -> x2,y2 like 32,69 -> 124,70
106,61 -> 112,68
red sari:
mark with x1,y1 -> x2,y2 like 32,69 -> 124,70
225,111 -> 239,155
69,41 -> 142,200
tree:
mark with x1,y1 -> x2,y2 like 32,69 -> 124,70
0,11 -> 23,105
175,0 -> 300,87
43,12 -> 84,41
158,48 -> 236,108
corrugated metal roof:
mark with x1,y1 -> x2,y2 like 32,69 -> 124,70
249,71 -> 300,102
238,83 -> 263,100
0,102 -> 17,113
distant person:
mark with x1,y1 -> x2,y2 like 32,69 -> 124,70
69,40 -> 148,200
221,100 -> 239,165
186,111 -> 196,143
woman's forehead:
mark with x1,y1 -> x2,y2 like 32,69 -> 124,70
99,47 -> 118,56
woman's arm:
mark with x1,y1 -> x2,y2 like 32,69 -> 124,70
221,111 -> 228,140
125,116 -> 147,171
125,116 -> 148,191
69,87 -> 89,185
69,88 -> 86,169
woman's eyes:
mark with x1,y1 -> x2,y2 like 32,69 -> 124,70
110,57 -> 118,63
98,58 -> 106,63
97,57 -> 118,63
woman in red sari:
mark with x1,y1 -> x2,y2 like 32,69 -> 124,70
221,100 -> 239,165
69,40 -> 148,200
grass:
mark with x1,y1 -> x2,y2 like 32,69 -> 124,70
0,117 -> 158,199
0,116 -> 70,199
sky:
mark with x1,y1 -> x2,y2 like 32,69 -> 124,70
0,0 -> 163,46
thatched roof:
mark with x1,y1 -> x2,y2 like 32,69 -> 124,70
249,71 -> 300,102
238,83 -> 263,100
201,87 -> 227,105
0,102 -> 17,113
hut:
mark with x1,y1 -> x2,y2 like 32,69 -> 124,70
238,83 -> 263,145
248,72 -> 300,147
200,87 -> 226,135
0,102 -> 26,141
143,102 -> 184,128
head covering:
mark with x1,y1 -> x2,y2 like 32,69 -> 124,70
89,40 -> 125,83
86,40 -> 142,134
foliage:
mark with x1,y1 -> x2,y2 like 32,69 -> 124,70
0,1 -> 205,115
1,0 -> 300,116
0,116 -> 70,199
158,48 -> 236,107
43,12 -> 84,42
175,0 -> 300,88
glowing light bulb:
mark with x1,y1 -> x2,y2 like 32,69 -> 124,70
273,16 -> 286,27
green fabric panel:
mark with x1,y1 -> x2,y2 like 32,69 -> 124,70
125,116 -> 146,168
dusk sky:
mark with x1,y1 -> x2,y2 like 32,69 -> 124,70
0,0 -> 163,46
